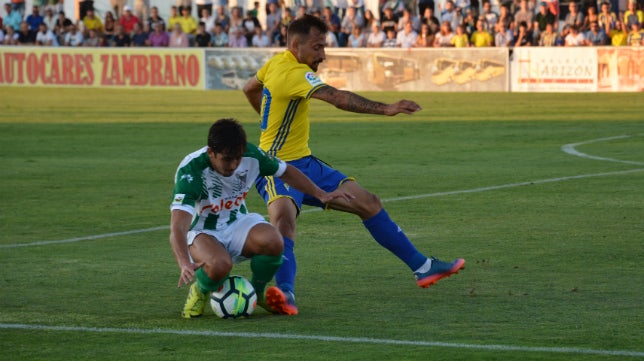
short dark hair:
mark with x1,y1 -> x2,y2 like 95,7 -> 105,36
207,119 -> 247,157
287,14 -> 328,40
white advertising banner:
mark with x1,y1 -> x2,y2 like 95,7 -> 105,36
510,47 -> 598,92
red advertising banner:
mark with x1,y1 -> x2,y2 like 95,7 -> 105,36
0,47 -> 204,89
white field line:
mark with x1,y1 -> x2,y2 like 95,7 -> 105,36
0,323 -> 642,357
2,134 -> 642,250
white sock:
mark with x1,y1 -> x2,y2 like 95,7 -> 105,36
414,258 -> 432,274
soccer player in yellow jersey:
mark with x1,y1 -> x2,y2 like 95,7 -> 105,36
243,15 -> 465,315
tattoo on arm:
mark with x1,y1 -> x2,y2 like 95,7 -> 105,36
314,86 -> 387,115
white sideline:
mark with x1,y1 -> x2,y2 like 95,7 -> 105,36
1,134 -> 643,249
0,323 -> 642,357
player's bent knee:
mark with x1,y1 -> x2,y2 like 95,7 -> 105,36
204,258 -> 233,280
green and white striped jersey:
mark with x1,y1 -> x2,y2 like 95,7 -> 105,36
171,143 -> 286,231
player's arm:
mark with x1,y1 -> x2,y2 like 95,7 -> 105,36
311,85 -> 422,116
243,76 -> 263,114
278,164 -> 354,204
169,209 -> 203,287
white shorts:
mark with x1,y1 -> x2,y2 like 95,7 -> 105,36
187,213 -> 268,264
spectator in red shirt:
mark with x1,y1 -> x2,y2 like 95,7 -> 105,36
119,5 -> 140,33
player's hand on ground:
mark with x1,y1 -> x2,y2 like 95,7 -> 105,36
319,190 -> 355,204
178,262 -> 204,288
385,100 -> 422,116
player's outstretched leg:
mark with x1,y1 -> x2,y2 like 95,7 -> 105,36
414,257 -> 466,288
362,209 -> 465,288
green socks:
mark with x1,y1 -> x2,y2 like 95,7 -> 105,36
195,267 -> 227,294
250,254 -> 284,298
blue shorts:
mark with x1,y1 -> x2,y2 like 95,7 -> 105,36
255,156 -> 352,210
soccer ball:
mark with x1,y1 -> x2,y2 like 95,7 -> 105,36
210,275 -> 257,319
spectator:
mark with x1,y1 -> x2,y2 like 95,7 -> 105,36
598,2 -> 616,31
178,6 -> 198,35
335,0 -> 348,18
229,6 -> 243,32
213,5 -> 230,32
35,22 -> 58,45
43,8 -> 56,31
211,22 -> 228,47
169,23 -> 189,47
147,6 -> 166,31
324,24 -> 339,47
147,21 -> 169,46
585,21 -> 607,44
471,18 -> 493,46
339,6 -> 363,46
3,25 -> 19,44
397,8 -> 420,32
363,9 -> 377,34
582,6 -> 599,31
131,22 -> 148,46
54,10 -> 72,43
347,24 -> 366,47
273,23 -> 287,46
249,0 -> 260,18
134,0 -> 150,23
434,20 -> 455,46
64,23 -> 83,46
455,0 -> 471,17
441,0 -> 461,31
382,28 -> 398,47
103,11 -> 116,42
534,2 -> 556,37
227,25 -> 247,47
82,8 -> 103,35
83,28 -> 100,46
192,21 -> 209,46
514,0 -> 533,33
11,0 -> 26,17
414,22 -> 434,47
451,23 -> 469,46
3,3 -> 23,31
242,9 -> 261,44
539,22 -> 560,45
367,22 -> 386,47
495,20 -> 514,46
381,0 -> 405,17
514,20 -> 532,46
608,20 -> 628,45
421,7 -> 440,34
251,26 -> 270,47
16,20 -> 34,44
176,0 -> 192,14
380,6 -> 398,34
626,21 -> 642,44
111,0 -> 126,18
624,0 -> 643,28
481,1 -> 498,33
563,2 -> 584,29
200,7 -> 215,33
168,6 -> 181,31
25,5 -> 43,32
564,25 -> 586,45
418,0 -> 435,17
462,8 -> 476,35
119,5 -> 140,33
266,2 -> 282,39
295,5 -> 308,19
195,0 -> 212,20
497,4 -> 513,33
112,24 -> 131,46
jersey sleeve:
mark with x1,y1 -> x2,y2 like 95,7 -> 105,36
170,163 -> 202,215
289,66 -> 327,100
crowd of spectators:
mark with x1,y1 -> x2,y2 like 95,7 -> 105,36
1,0 -> 643,47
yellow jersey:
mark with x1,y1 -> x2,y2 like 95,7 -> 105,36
255,50 -> 327,161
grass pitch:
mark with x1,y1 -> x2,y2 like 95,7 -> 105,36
0,88 -> 642,361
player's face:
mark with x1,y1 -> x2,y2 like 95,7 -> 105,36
208,149 -> 242,177
294,28 -> 326,71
